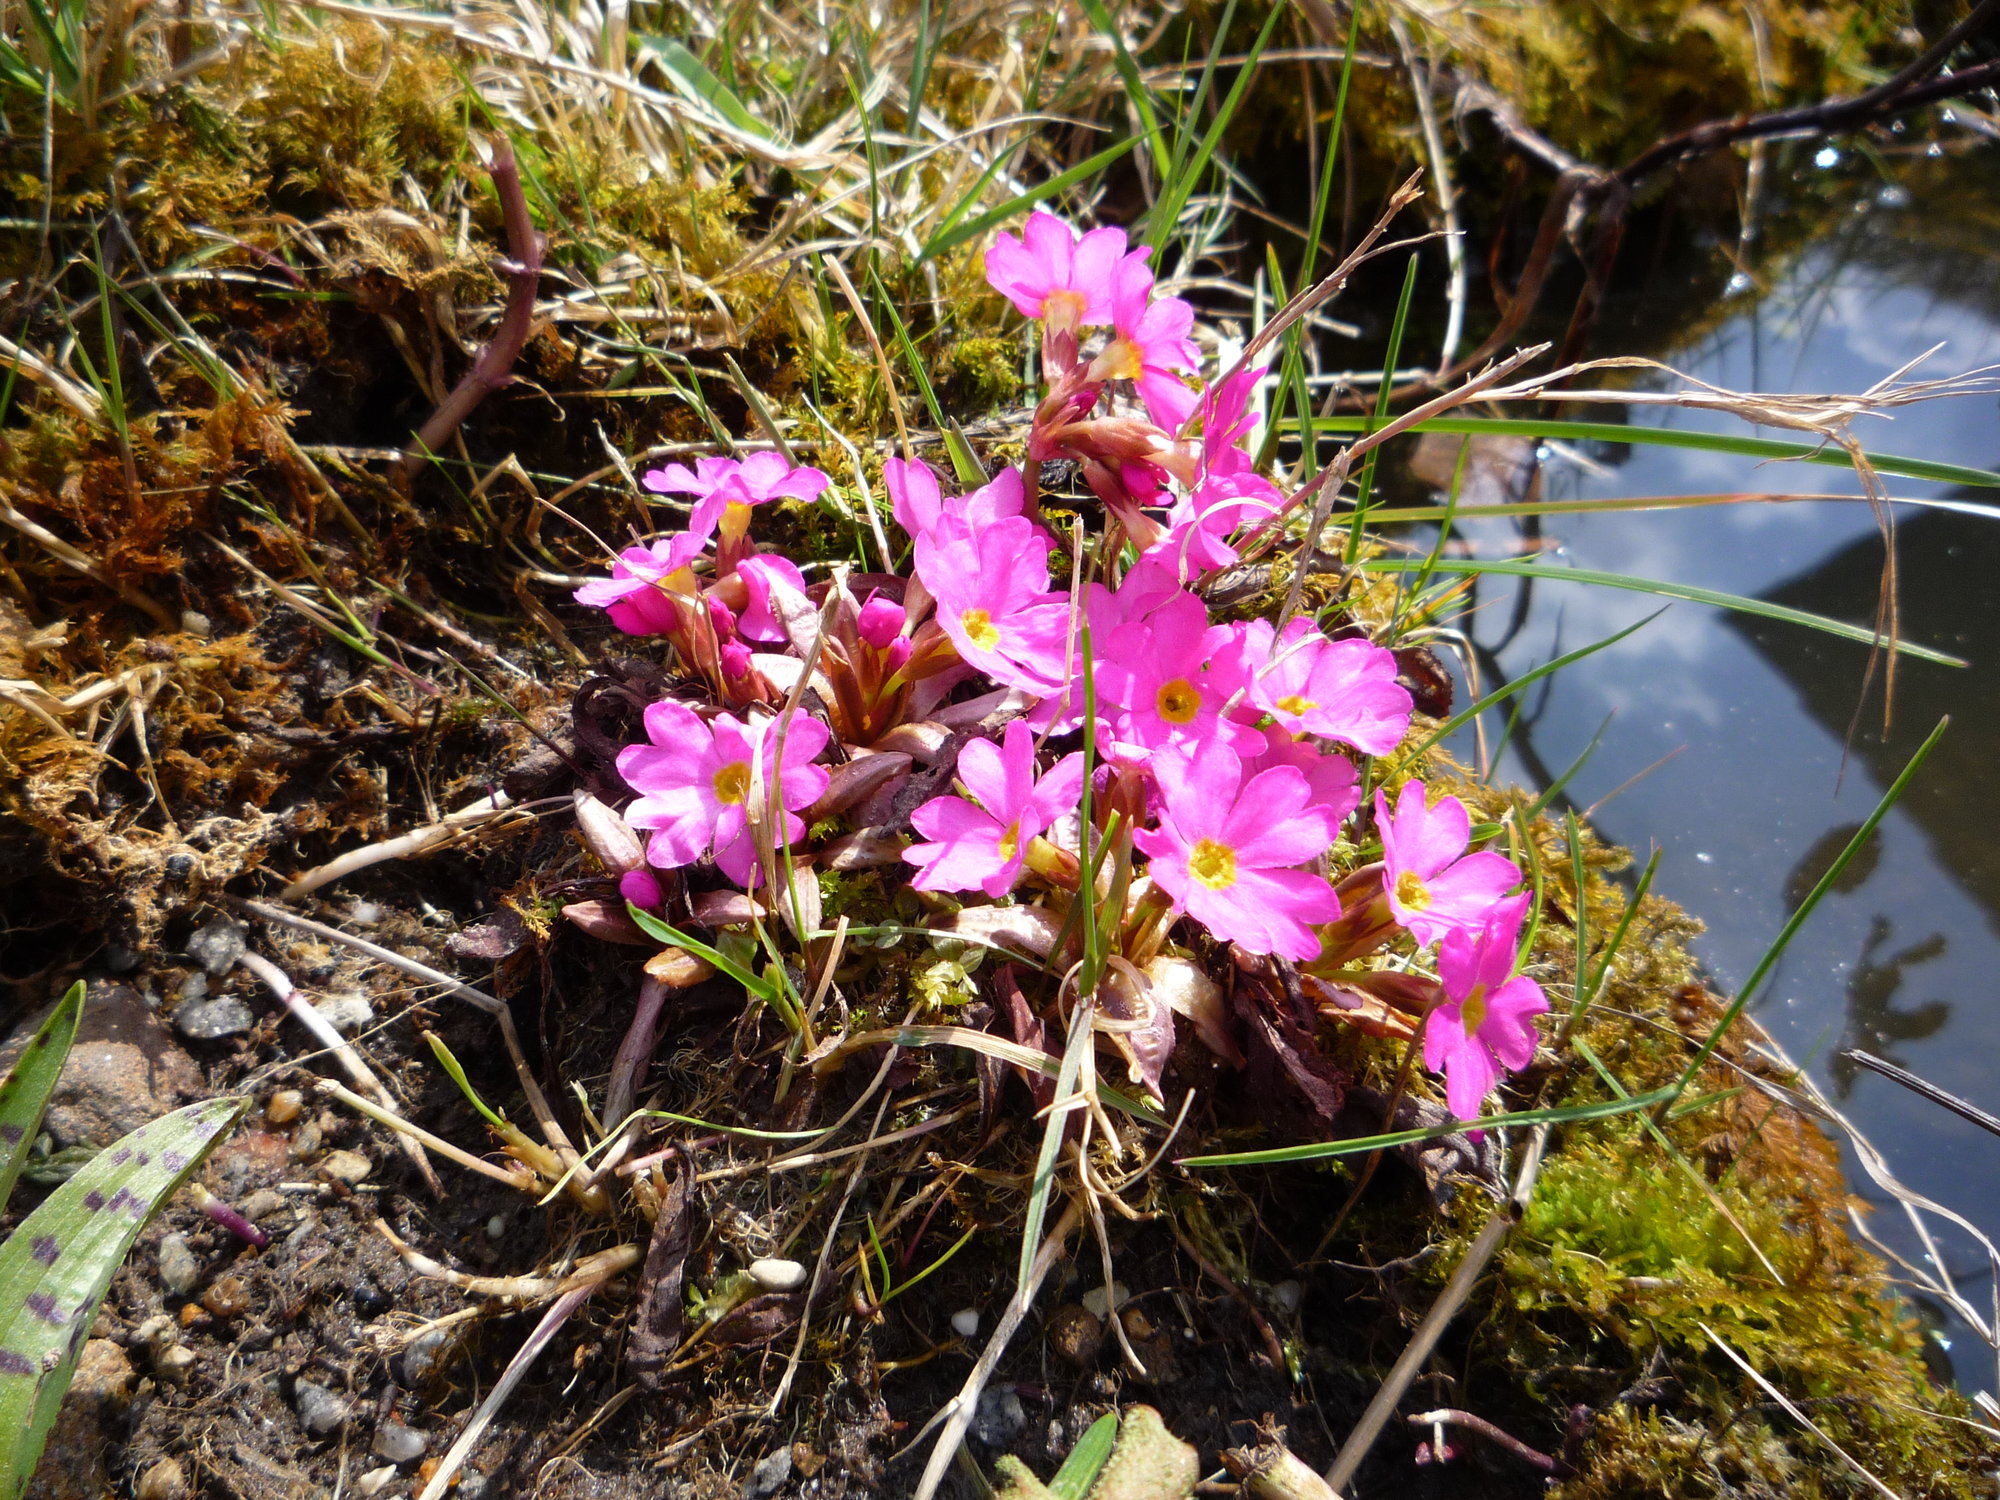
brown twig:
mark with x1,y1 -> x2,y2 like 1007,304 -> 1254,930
402,136 -> 548,477
1407,1408 -> 1568,1475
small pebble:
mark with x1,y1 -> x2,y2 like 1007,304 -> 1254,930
1047,1304 -> 1103,1369
372,1419 -> 427,1464
157,1233 -> 200,1297
185,917 -> 246,976
265,1090 -> 304,1126
202,1275 -> 251,1319
318,1149 -> 371,1186
135,1457 -> 188,1500
179,610 -> 211,638
351,1279 -> 391,1316
294,1379 -> 349,1437
177,972 -> 208,1003
102,944 -> 141,974
395,1328 -> 450,1387
355,1467 -> 399,1498
485,1214 -> 508,1240
240,1189 -> 286,1221
174,997 -> 254,1041
1269,1280 -> 1304,1316
290,1120 -> 322,1159
1080,1281 -> 1128,1320
154,1345 -> 197,1384
950,1308 -> 980,1338
746,1258 -> 806,1292
163,852 -> 196,880
313,993 -> 373,1034
743,1448 -> 793,1499
971,1387 -> 1026,1447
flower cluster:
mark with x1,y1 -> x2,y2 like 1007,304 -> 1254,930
566,211 -> 1548,1119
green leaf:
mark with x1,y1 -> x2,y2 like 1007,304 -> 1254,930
919,136 -> 1141,262
0,1095 -> 248,1498
1360,557 -> 1966,667
1305,414 -> 2000,491
625,904 -> 777,1001
1146,2 -> 1285,251
1049,1411 -> 1119,1500
0,985 -> 83,1208
634,37 -> 774,141
1178,1086 -> 1682,1167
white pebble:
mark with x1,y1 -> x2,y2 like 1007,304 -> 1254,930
485,1215 -> 507,1240
950,1308 -> 980,1338
746,1258 -> 807,1292
1080,1282 -> 1128,1320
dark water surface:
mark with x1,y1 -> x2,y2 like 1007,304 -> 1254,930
1402,147 -> 2000,1387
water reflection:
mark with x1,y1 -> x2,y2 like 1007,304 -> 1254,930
1829,916 -> 1948,1099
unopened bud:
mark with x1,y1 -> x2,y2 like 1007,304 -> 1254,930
619,867 -> 664,909
857,593 -> 906,649
574,791 -> 644,875
719,639 -> 754,681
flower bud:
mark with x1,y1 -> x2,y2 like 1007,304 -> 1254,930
719,639 -> 754,681
574,791 -> 644,875
619,867 -> 664,909
857,593 -> 906,649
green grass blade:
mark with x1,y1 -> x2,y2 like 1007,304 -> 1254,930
1307,414 -> 2000,490
1655,716 -> 1948,1120
919,136 -> 1141,262
1343,253 -> 1421,564
1018,1005 -> 1093,1295
867,267 -> 986,485
626,905 -> 777,1001
1076,0 -> 1169,184
1178,1086 -> 1681,1167
633,37 -> 774,142
0,983 -> 84,1208
1146,1 -> 1285,251
422,1033 -> 512,1133
0,1095 -> 248,1499
1050,1411 -> 1120,1499
1360,557 -> 1965,667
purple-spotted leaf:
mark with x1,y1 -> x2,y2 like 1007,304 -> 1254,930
0,1093 -> 247,1499
0,983 -> 84,1209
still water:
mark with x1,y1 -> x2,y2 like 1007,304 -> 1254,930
1409,149 -> 2000,1384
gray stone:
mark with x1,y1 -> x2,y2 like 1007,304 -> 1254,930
294,1380 -> 349,1437
177,972 -> 208,1003
0,983 -> 204,1149
318,1149 -> 371,1185
395,1327 -> 450,1387
157,1233 -> 200,1297
743,1449 -> 792,1499
971,1387 -> 1026,1447
174,997 -> 254,1041
185,917 -> 246,976
313,993 -> 373,1034
371,1420 -> 427,1464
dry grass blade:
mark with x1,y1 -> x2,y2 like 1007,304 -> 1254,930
1702,1323 -> 1906,1500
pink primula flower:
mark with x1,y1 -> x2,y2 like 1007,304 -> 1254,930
1134,736 -> 1343,961
886,459 -> 1025,547
1224,617 -> 1413,756
1374,781 -> 1520,947
734,553 -> 809,644
1428,892 -> 1548,1118
984,211 -> 1129,331
904,721 -> 1087,897
618,701 -> 830,888
915,514 -> 1073,697
646,451 -> 830,511
1240,726 -> 1361,826
1098,591 -> 1256,756
1088,255 -> 1201,430
573,530 -> 710,636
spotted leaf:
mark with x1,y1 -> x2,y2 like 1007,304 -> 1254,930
0,1093 -> 247,1499
0,983 -> 84,1210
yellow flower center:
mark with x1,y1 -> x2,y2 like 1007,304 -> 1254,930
1459,983 -> 1489,1037
1156,679 -> 1200,724
1096,338 -> 1145,383
1275,693 -> 1317,716
720,499 -> 753,537
1393,869 -> 1432,911
1188,838 -> 1237,891
712,761 -> 751,805
961,608 -> 1001,651
997,822 -> 1021,862
1044,288 -> 1089,328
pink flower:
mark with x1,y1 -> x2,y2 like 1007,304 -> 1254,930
618,701 -> 831,888
1428,893 -> 1547,1118
1134,736 -> 1343,961
1223,617 -> 1413,756
856,593 -> 905,649
1374,781 -> 1520,947
915,513 -> 1073,697
573,532 -> 709,635
1087,255 -> 1200,430
904,721 -> 1086,897
887,459 -> 1025,547
1240,726 -> 1360,826
645,452 -> 831,511
1097,591 -> 1255,756
1147,474 -> 1273,580
734,553 -> 809,644
984,211 -> 1129,331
